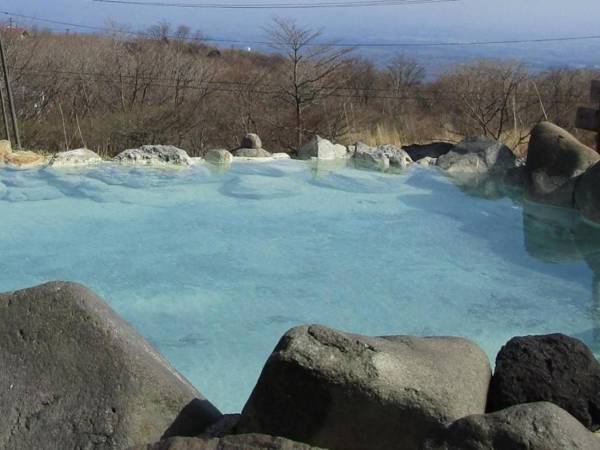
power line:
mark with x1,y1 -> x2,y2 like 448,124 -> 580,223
91,0 -> 458,9
4,11 -> 600,49
15,67 -> 428,93
17,68 -> 457,100
15,67 -> 583,106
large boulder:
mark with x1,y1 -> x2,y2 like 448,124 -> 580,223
526,122 -> 599,207
353,143 -> 412,172
437,137 -> 515,174
132,434 -> 325,450
114,145 -> 192,166
236,325 -> 491,450
0,282 -> 221,449
403,142 -> 453,162
487,333 -> 600,431
240,133 -> 263,150
424,402 -> 600,450
297,136 -> 348,160
48,148 -> 103,167
575,161 -> 600,224
205,149 -> 234,165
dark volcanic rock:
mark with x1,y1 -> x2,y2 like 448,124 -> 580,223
403,142 -> 454,161
526,122 -> 599,207
0,282 -> 221,450
424,402 -> 600,450
131,434 -> 326,450
487,333 -> 600,431
236,325 -> 491,450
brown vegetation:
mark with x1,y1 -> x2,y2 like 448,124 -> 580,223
3,19 -> 599,157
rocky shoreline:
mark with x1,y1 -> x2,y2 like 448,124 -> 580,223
3,121 -> 599,227
1,282 -> 600,449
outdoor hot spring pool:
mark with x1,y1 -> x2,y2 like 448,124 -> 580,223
1,159 -> 600,413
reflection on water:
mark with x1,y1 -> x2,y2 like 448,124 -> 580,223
453,169 -> 600,354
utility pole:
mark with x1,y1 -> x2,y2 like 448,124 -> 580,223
0,31 -> 21,149
0,84 -> 10,141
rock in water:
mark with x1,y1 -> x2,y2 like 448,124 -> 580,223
114,145 -> 192,166
205,149 -> 234,164
231,148 -> 272,158
526,122 -> 599,207
236,325 -> 491,450
575,161 -> 600,224
353,142 -> 390,171
436,137 -> 515,174
353,143 -> 412,171
241,133 -> 263,150
487,333 -> 600,431
48,148 -> 103,167
0,282 -> 221,449
132,434 -> 326,450
297,136 -> 348,160
424,402 -> 600,450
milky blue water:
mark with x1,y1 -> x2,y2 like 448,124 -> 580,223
1,160 -> 600,413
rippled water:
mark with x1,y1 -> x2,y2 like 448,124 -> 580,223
1,160 -> 599,413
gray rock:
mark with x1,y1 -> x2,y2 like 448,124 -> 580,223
205,149 -> 233,165
417,156 -> 438,167
526,122 -> 599,207
131,434 -> 325,450
424,402 -> 600,450
575,161 -> 600,224
48,148 -> 103,167
437,137 -> 515,174
403,142 -> 454,161
353,143 -> 390,172
376,144 -> 413,168
240,133 -> 263,150
231,148 -> 272,158
237,325 -> 491,450
353,143 -> 412,172
0,282 -> 221,450
297,136 -> 348,160
114,145 -> 192,166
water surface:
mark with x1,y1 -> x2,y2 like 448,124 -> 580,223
1,160 -> 599,412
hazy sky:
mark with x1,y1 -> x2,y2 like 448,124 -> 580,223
5,0 -> 600,41
3,0 -> 600,69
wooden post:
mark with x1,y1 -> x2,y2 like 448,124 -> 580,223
593,80 -> 600,152
0,31 -> 21,150
576,79 -> 600,153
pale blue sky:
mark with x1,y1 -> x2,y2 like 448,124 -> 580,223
3,0 -> 600,70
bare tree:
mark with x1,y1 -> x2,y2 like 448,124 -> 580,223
386,54 -> 425,94
437,60 -> 536,146
266,17 -> 352,149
